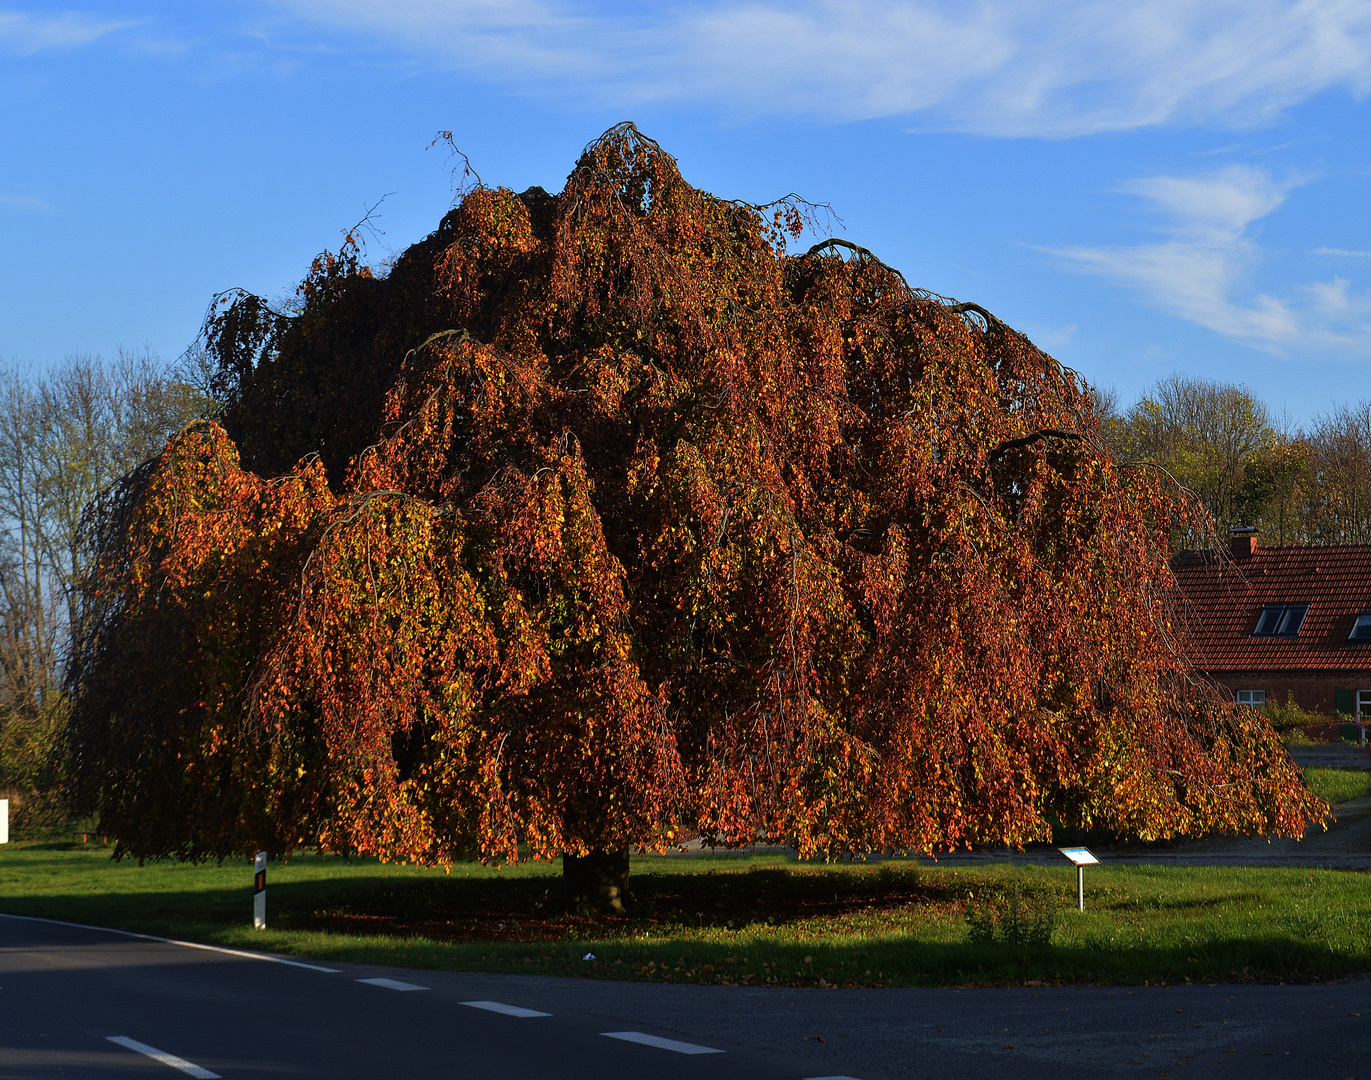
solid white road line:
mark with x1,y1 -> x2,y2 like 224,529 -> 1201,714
460,999 -> 552,1017
106,1035 -> 221,1079
357,976 -> 429,991
0,911 -> 340,972
601,1031 -> 723,1055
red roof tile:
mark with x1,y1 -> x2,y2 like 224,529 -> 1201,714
1172,543 -> 1371,672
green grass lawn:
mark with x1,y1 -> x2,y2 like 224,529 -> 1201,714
1305,767 -> 1371,804
2,831 -> 1369,988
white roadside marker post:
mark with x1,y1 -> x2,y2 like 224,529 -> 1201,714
1058,846 -> 1100,911
253,851 -> 267,929
0,799 -> 8,844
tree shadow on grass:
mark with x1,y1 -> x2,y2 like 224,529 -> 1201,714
273,863 -> 978,942
0,863 -> 971,941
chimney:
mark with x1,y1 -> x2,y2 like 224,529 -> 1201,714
1230,525 -> 1258,559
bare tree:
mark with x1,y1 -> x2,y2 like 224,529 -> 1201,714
1304,401 -> 1371,544
0,349 -> 207,792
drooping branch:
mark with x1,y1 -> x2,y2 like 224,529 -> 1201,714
806,241 -> 1010,336
988,428 -> 1088,465
806,237 -> 878,261
946,301 -> 1003,333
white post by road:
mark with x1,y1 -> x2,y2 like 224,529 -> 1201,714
253,851 -> 267,929
0,799 -> 8,844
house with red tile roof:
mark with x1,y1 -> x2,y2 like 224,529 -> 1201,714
1171,528 -> 1371,717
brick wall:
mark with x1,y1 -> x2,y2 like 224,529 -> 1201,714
1209,671 -> 1371,715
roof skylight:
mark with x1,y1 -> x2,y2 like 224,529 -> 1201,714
1253,604 -> 1308,637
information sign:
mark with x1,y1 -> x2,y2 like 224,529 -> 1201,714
1059,846 -> 1100,910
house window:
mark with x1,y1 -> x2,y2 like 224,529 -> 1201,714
1253,604 -> 1309,637
1360,691 -> 1371,717
1350,613 -> 1371,640
1235,690 -> 1266,706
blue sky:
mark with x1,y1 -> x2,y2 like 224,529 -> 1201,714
2,1 -> 1370,423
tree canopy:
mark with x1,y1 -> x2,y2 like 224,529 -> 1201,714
67,125 -> 1320,890
1106,374 -> 1371,549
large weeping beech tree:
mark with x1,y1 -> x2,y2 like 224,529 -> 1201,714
68,126 -> 1321,910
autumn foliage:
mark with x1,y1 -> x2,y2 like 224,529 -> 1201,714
67,125 -> 1321,880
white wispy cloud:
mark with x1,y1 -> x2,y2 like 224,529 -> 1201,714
266,0 -> 1371,136
0,9 -> 141,54
1315,246 -> 1371,257
272,0 -> 608,78
0,192 -> 52,212
1122,167 -> 1299,241
1305,275 -> 1371,318
1048,165 -> 1371,354
1020,322 -> 1078,351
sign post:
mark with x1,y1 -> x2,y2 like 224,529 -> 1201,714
1058,847 -> 1100,911
253,851 -> 267,929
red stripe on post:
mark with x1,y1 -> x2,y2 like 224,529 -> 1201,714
253,850 -> 267,930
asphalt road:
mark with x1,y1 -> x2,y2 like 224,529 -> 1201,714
2,913 -> 1369,1079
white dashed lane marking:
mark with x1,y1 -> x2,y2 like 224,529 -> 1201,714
106,1036 -> 221,1078
356,977 -> 429,991
804,1075 -> 866,1079
601,1031 -> 723,1055
460,999 -> 552,1017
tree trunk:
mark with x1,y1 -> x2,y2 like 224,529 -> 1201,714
563,847 -> 629,913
